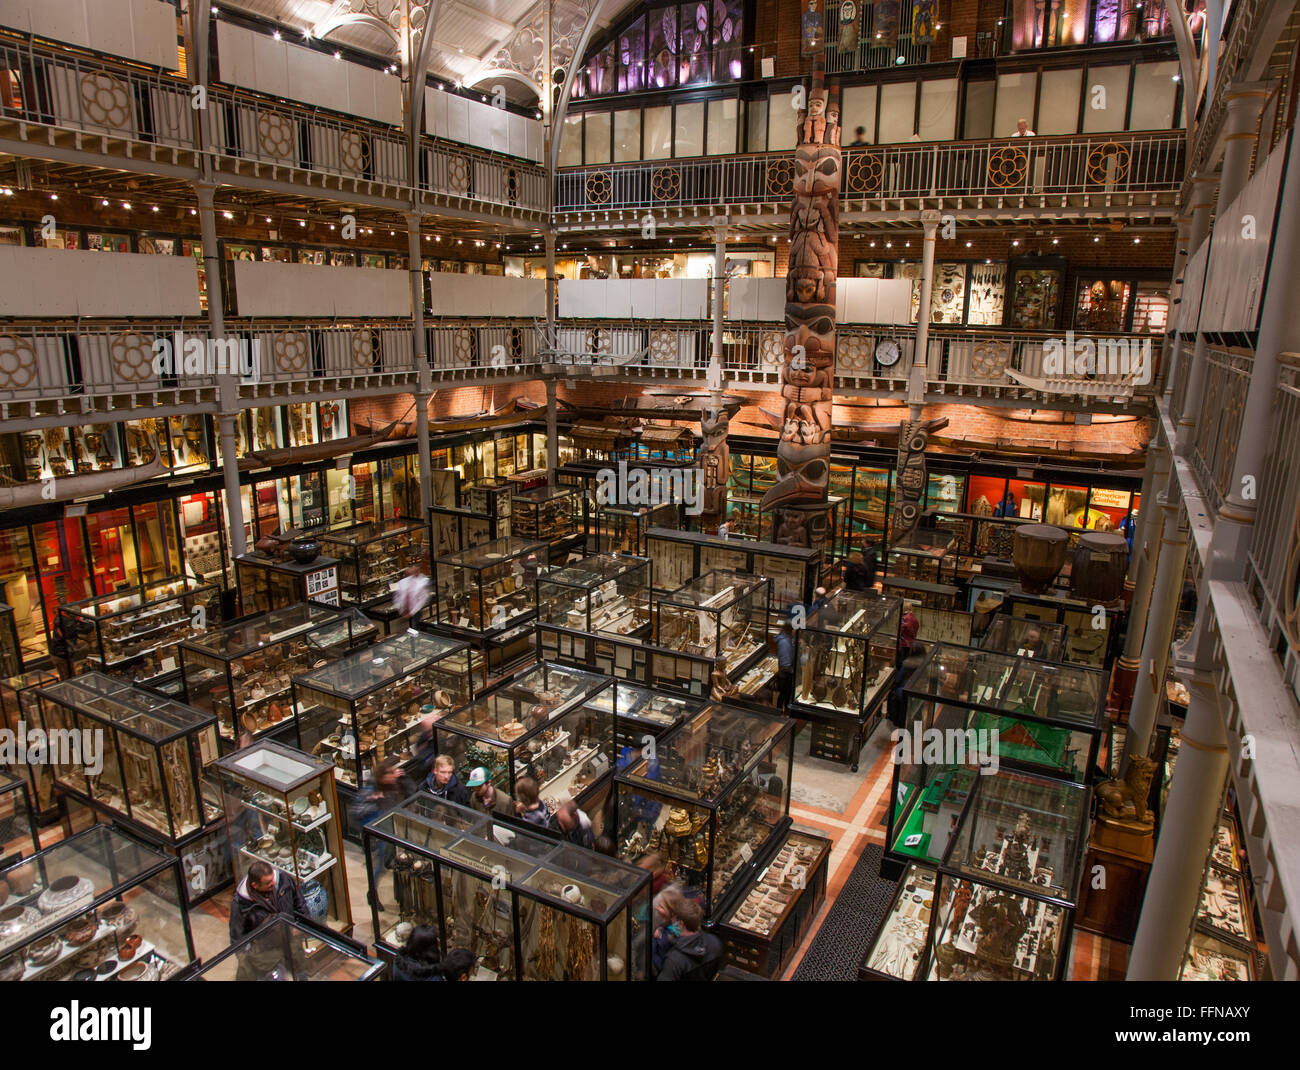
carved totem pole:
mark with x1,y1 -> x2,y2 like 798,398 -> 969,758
699,404 -> 731,532
761,62 -> 840,550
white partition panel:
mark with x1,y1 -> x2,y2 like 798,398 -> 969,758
0,248 -> 200,316
231,262 -> 408,317
727,278 -> 785,321
1178,241 -> 1209,334
426,274 -> 545,318
0,0 -> 179,70
217,23 -> 401,125
425,86 -> 544,163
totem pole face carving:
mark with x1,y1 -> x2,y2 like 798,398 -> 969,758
760,63 -> 840,539
699,405 -> 731,525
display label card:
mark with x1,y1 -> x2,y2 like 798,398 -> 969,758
740,843 -> 753,862
904,833 -> 923,847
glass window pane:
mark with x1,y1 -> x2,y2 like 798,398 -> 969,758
746,97 -> 768,152
878,82 -> 917,144
767,91 -> 796,151
964,80 -> 995,139
674,100 -> 704,157
585,111 -> 611,164
644,105 -> 673,159
1129,61 -> 1179,129
1083,65 -> 1131,132
613,109 -> 641,162
713,0 -> 744,80
648,5 -> 679,88
85,507 -> 136,590
994,72 -> 1037,137
679,2 -> 709,85
841,84 -> 877,144
1037,68 -> 1082,135
619,17 -> 647,93
706,97 -> 737,155
1057,0 -> 1088,45
558,113 -> 583,167
133,502 -> 182,583
918,79 -> 958,141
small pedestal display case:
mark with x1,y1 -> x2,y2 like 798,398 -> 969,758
58,576 -> 222,686
1,669 -> 60,819
537,554 -> 652,638
434,536 -> 547,635
656,570 -> 771,678
791,591 -> 900,769
583,681 -> 708,768
859,863 -> 937,980
591,502 -> 677,555
319,520 -> 426,609
179,603 -> 378,747
716,829 -> 831,978
292,631 -> 475,793
433,662 -> 614,811
36,674 -> 224,846
216,740 -> 353,935
614,705 -> 794,914
0,603 -> 19,676
235,553 -> 343,614
363,793 -> 652,980
464,480 -> 513,537
980,614 -> 1068,661
192,915 -> 384,980
513,485 -> 581,549
644,528 -> 821,611
0,770 -> 39,865
0,825 -> 196,982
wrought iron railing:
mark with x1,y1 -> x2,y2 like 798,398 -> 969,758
1188,346 -> 1253,511
1247,354 -> 1300,622
555,131 -> 1186,213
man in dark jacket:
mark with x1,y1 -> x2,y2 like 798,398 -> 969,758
229,861 -> 310,979
550,798 -> 595,849
424,754 -> 470,805
656,898 -> 723,981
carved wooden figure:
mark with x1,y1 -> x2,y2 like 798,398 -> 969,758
761,62 -> 841,550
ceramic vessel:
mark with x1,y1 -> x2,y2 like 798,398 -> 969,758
300,878 -> 330,922
289,538 -> 322,565
1012,524 -> 1069,594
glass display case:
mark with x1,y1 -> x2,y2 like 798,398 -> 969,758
363,794 -> 652,979
191,915 -> 383,980
0,770 -> 39,865
319,519 -> 426,609
583,681 -> 708,767
0,669 -> 60,818
1180,929 -> 1256,981
615,705 -> 794,913
0,603 -> 19,676
179,603 -> 378,746
293,631 -> 475,792
980,614 -> 1068,661
512,485 -> 580,545
860,863 -> 938,980
792,591 -> 900,721
0,824 -> 196,981
433,662 -> 614,810
36,674 -> 224,845
216,740 -> 352,934
463,480 -> 513,538
885,528 -> 959,585
644,527 -> 821,611
235,553 -> 343,614
433,536 -> 547,635
590,502 -> 676,555
58,576 -> 221,685
716,829 -> 831,978
656,570 -> 771,677
537,554 -> 652,638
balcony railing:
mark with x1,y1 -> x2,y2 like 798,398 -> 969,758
554,131 -> 1186,214
1188,345 -> 1253,512
0,35 -> 547,216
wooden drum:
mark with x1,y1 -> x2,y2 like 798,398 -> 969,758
1012,524 -> 1070,595
1069,531 -> 1130,605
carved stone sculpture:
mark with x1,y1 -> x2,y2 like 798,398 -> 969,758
761,61 -> 840,551
1095,754 -> 1157,826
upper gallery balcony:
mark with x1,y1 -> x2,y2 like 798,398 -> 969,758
554,131 -> 1186,226
0,34 -> 547,226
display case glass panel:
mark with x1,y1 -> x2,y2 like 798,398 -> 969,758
0,824 -> 195,981
58,576 -> 221,685
591,502 -> 676,555
36,674 -> 223,844
216,740 -> 352,933
433,536 -> 547,635
980,614 -> 1067,661
319,520 -> 426,609
192,915 -> 383,980
293,631 -> 475,790
1180,928 -> 1255,981
0,770 -> 39,864
180,603 -> 377,744
512,485 -> 580,544
861,863 -> 937,980
0,603 -> 19,676
537,553 -> 651,637
615,705 -> 793,912
792,591 -> 900,719
1,669 -> 60,814
584,681 -> 708,766
656,570 -> 771,676
363,793 -> 651,980
434,662 -> 613,809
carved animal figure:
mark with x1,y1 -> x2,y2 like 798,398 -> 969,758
1096,754 -> 1158,824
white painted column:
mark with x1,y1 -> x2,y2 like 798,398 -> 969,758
908,211 -> 940,418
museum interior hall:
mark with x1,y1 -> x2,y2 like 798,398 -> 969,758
0,0 -> 1296,989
